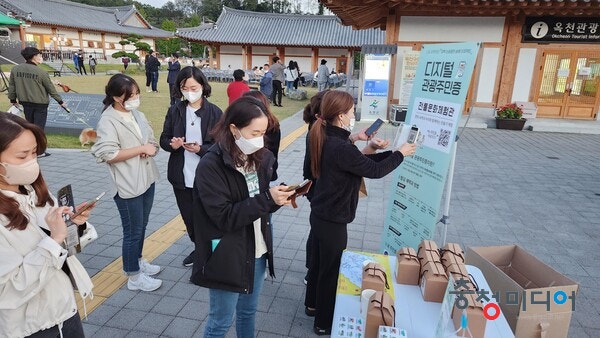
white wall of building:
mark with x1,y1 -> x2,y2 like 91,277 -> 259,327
511,48 -> 537,103
290,56 -> 312,73
398,17 -> 505,42
220,54 -> 243,69
477,47 -> 501,103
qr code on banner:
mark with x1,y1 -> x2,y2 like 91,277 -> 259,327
438,129 -> 451,147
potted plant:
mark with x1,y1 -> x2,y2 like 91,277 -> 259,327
495,103 -> 526,130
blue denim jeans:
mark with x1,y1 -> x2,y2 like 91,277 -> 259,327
204,255 -> 267,338
286,80 -> 294,92
151,71 -> 159,91
113,184 -> 155,275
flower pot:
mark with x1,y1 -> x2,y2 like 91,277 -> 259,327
495,118 -> 526,130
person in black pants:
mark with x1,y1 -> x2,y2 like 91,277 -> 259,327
270,56 -> 285,107
304,91 -> 416,335
145,51 -> 153,92
166,53 -> 181,106
159,67 -> 222,267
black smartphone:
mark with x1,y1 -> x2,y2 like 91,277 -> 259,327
407,125 -> 420,144
183,142 -> 198,146
365,118 -> 384,137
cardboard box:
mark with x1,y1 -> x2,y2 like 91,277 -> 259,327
451,291 -> 487,338
419,260 -> 448,303
362,262 -> 390,293
417,240 -> 440,261
441,243 -> 465,265
366,291 -> 395,338
466,246 -> 579,338
396,247 -> 420,285
442,254 -> 470,282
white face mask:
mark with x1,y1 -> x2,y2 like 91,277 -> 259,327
0,158 -> 40,186
183,90 -> 203,103
123,97 -> 140,111
340,115 -> 355,132
234,129 -> 264,155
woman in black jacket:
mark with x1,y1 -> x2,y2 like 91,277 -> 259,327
304,91 -> 416,335
159,67 -> 223,267
190,96 -> 294,338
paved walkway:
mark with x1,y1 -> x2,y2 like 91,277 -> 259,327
39,113 -> 600,337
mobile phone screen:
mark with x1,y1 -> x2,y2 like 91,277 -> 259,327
407,127 -> 419,144
365,118 -> 384,137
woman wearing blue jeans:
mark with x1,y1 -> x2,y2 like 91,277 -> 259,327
92,74 -> 162,292
190,96 -> 294,337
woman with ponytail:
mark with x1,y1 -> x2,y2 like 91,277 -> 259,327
304,91 -> 416,335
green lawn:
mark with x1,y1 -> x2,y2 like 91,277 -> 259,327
1,70 -> 318,148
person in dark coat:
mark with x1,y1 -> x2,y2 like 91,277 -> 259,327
166,53 -> 181,106
159,66 -> 222,267
190,96 -> 294,337
304,91 -> 416,335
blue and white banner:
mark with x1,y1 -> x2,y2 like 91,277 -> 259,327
381,42 -> 481,254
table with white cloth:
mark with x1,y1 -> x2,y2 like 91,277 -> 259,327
331,250 -> 515,338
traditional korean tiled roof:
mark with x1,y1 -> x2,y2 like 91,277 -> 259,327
323,0 -> 600,30
0,0 -> 172,38
176,7 -> 384,48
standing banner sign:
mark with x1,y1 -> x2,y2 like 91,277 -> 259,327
360,54 -> 391,121
398,51 -> 420,105
381,42 -> 480,254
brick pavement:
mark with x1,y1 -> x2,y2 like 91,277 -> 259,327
38,115 -> 600,337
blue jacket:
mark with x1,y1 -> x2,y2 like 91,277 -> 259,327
260,71 -> 273,97
167,60 -> 181,84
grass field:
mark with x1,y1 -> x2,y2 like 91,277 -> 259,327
1,68 -> 317,148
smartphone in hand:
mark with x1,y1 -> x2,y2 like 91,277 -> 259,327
72,191 -> 105,218
284,179 -> 311,192
407,125 -> 420,144
365,118 -> 384,137
184,142 -> 198,146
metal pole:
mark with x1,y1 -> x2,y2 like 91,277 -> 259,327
439,138 -> 458,245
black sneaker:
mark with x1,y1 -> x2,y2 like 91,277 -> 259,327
37,152 -> 51,158
183,250 -> 195,267
305,306 -> 316,317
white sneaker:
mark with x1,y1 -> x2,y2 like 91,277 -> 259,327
139,258 -> 161,276
127,273 -> 162,292
146,87 -> 151,93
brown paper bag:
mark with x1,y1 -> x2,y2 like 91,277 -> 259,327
441,243 -> 465,264
419,260 -> 448,303
451,291 -> 487,338
362,262 -> 389,292
366,291 -> 395,338
417,240 -> 440,261
359,177 -> 368,198
395,247 -> 420,285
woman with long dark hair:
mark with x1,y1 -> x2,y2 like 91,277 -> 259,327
160,66 -> 223,267
0,113 -> 93,337
92,74 -> 162,292
190,96 -> 294,337
304,91 -> 416,334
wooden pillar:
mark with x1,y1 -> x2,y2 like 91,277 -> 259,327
312,47 -> 318,72
208,45 -> 214,68
386,9 -> 399,110
278,47 -> 285,63
497,16 -> 523,106
19,24 -> 26,48
78,30 -> 83,50
215,45 -> 220,69
246,45 -> 253,69
101,33 -> 106,60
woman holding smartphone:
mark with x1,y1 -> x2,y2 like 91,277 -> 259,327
160,66 -> 223,267
92,74 -> 162,292
0,113 -> 93,337
190,96 -> 294,337
304,91 -> 416,334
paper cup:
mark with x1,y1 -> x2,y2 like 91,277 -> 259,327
360,289 -> 377,315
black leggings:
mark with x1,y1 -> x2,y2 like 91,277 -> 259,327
304,213 -> 347,329
272,80 -> 283,106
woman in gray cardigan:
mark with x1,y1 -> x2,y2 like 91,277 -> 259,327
92,74 -> 162,292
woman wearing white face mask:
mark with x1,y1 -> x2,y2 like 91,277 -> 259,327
92,74 -> 162,292
304,91 -> 417,335
159,66 -> 223,267
190,96 -> 295,338
0,113 -> 94,337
